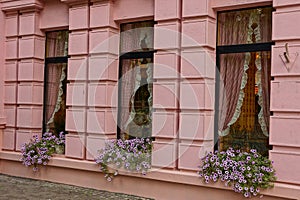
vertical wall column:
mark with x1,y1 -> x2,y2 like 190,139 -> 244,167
152,0 -> 181,169
65,0 -> 118,160
178,0 -> 216,170
86,0 -> 118,160
3,11 -> 19,151
270,0 -> 300,185
2,7 -> 44,151
0,8 -> 5,149
65,1 -> 89,159
17,10 -> 44,151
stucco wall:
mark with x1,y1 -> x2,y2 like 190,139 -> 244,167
0,0 -> 300,199
269,0 -> 300,185
40,0 -> 69,30
0,2 -> 6,148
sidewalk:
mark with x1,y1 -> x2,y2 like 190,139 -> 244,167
0,174 -> 154,200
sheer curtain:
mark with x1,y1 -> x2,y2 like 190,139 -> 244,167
44,31 -> 68,133
46,31 -> 68,57
218,11 -> 250,136
45,64 -> 66,130
45,63 -> 65,130
218,53 -> 248,136
218,8 -> 271,136
120,22 -> 154,53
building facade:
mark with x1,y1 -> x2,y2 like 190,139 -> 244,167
0,0 -> 300,199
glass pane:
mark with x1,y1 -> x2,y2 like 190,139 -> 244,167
44,63 -> 67,136
46,31 -> 68,57
218,7 -> 272,45
218,51 -> 271,156
119,57 -> 153,139
120,21 -> 154,53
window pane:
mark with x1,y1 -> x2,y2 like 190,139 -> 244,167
46,31 -> 68,57
218,7 -> 272,45
119,58 -> 153,140
44,63 -> 67,136
120,21 -> 154,53
218,51 -> 271,156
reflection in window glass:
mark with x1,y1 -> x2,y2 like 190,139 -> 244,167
44,31 -> 68,137
218,52 -> 271,156
46,31 -> 68,58
120,21 -> 154,53
118,21 -> 154,140
218,7 -> 272,45
217,7 -> 272,156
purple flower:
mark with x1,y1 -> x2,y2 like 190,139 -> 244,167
250,149 -> 257,153
244,192 -> 250,198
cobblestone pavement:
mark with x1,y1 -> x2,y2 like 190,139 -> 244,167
0,174 -> 154,200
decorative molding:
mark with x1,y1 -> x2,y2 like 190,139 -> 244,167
1,0 -> 44,12
60,0 -> 89,6
0,116 -> 6,128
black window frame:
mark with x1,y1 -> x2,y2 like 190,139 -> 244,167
117,21 -> 155,139
42,30 -> 69,134
214,6 -> 275,151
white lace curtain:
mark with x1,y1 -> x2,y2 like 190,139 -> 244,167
119,60 -> 153,139
218,8 -> 271,137
45,63 -> 66,130
44,31 -> 68,132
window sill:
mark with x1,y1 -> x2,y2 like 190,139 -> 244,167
1,150 -> 300,199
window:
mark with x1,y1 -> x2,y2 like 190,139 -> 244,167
215,7 -> 273,156
118,21 -> 154,140
43,30 -> 68,136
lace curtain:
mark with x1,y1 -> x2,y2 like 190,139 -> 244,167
120,22 -> 154,53
218,8 -> 271,136
44,31 -> 68,133
44,63 -> 66,131
119,60 -> 153,139
46,31 -> 68,57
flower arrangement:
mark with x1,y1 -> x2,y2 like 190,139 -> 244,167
20,132 -> 65,171
198,148 -> 276,198
95,138 -> 152,181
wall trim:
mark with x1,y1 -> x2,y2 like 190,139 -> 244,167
1,0 -> 44,12
0,151 -> 299,200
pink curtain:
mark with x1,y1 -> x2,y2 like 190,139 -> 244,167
119,60 -> 136,137
45,63 -> 64,129
260,52 -> 271,134
120,21 -> 154,53
218,53 -> 246,134
218,11 -> 250,134
258,8 -> 272,135
46,31 -> 68,58
218,8 -> 272,136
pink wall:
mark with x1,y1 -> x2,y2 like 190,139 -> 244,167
1,0 -> 300,199
0,2 -> 5,149
1,0 -> 45,151
269,0 -> 300,185
40,0 -> 69,30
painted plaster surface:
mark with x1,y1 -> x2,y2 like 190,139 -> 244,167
0,0 -> 300,199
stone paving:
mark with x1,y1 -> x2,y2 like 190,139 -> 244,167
0,174 -> 154,200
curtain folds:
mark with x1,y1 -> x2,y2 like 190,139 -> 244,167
46,64 -> 66,130
120,60 -> 136,134
124,65 -> 142,129
218,9 -> 271,136
45,63 -> 64,130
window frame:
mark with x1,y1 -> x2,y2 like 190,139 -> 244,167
117,21 -> 155,139
214,7 -> 275,151
42,30 -> 69,134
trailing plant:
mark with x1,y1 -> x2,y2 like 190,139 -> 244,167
95,138 -> 152,181
20,132 -> 65,171
198,148 -> 276,198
